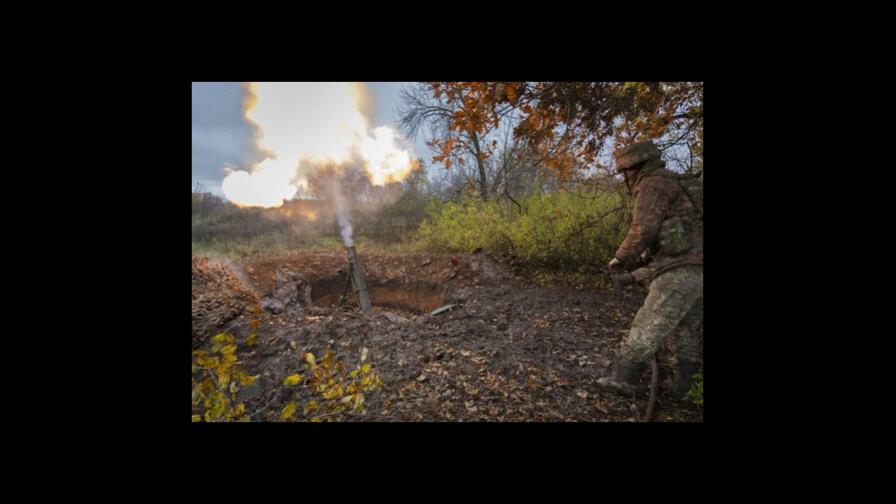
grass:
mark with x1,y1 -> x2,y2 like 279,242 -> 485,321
192,233 -> 426,261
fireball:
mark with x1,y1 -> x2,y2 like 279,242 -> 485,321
221,82 -> 415,208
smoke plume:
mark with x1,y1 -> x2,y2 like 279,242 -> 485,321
221,82 -> 416,209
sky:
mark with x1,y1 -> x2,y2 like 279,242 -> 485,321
191,82 -> 429,198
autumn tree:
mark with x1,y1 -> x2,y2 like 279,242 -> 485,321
398,82 -> 502,200
488,125 -> 543,213
418,82 -> 703,181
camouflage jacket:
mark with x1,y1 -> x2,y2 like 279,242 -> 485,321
615,159 -> 703,279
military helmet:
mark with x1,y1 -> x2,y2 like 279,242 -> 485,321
614,141 -> 661,172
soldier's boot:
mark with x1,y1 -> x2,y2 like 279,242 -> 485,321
596,359 -> 646,395
670,360 -> 701,400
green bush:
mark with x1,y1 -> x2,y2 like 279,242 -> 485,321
417,189 -> 629,271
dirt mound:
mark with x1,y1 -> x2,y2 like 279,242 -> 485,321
462,250 -> 509,284
242,251 -> 516,296
192,256 -> 260,347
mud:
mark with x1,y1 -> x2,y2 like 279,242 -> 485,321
192,250 -> 703,422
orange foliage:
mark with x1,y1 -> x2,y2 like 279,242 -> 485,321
425,82 -> 703,181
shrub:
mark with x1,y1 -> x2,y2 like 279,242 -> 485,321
192,332 -> 385,422
417,189 -> 629,271
280,347 -> 384,422
191,332 -> 258,422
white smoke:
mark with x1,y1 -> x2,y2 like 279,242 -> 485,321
332,183 -> 354,247
309,162 -> 357,247
336,207 -> 354,247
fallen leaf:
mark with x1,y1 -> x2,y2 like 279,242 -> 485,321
281,402 -> 296,420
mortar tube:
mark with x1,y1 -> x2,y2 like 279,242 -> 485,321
347,246 -> 372,311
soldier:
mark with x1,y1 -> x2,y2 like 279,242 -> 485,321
597,141 -> 703,399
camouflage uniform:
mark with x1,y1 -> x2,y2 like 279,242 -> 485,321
599,142 -> 703,397
614,159 -> 703,277
617,265 -> 703,365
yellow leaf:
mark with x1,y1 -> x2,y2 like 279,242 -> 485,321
247,333 -> 258,346
218,352 -> 237,370
191,414 -> 201,422
240,374 -> 258,386
305,352 -> 316,366
310,417 -> 322,423
361,363 -> 372,374
281,402 -> 296,420
197,356 -> 219,369
229,381 -> 239,394
235,403 -> 245,416
283,374 -> 303,386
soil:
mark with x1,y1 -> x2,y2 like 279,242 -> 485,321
193,250 -> 703,422
192,256 -> 260,348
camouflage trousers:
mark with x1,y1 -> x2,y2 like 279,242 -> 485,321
617,265 -> 703,365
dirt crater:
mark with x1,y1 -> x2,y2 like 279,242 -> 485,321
308,276 -> 448,314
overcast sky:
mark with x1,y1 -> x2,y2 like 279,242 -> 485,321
191,82 -> 428,197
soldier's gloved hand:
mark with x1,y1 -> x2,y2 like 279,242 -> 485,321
608,257 -> 622,272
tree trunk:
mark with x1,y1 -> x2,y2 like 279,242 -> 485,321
469,131 -> 489,200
